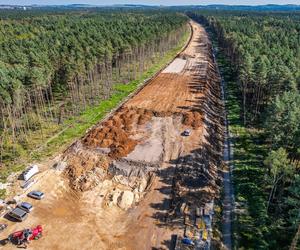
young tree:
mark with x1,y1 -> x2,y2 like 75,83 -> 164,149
264,148 -> 295,211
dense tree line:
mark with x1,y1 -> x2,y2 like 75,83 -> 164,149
188,11 -> 300,249
200,11 -> 300,125
0,10 -> 188,165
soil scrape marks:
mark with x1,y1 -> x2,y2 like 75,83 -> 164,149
0,21 -> 224,250
81,106 -> 203,161
82,107 -> 158,157
63,145 -> 110,191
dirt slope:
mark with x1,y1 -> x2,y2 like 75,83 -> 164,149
0,21 -> 224,250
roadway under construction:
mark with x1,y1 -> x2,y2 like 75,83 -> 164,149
0,20 -> 224,250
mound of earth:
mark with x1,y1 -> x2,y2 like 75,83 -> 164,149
82,106 -> 202,161
182,111 -> 202,128
64,144 -> 110,191
82,107 -> 154,159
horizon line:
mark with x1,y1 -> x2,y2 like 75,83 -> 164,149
1,3 -> 300,7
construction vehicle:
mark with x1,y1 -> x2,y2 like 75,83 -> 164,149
5,225 -> 43,246
202,228 -> 208,241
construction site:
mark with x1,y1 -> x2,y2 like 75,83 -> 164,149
0,20 -> 225,250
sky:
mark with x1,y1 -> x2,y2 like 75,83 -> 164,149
1,0 -> 299,5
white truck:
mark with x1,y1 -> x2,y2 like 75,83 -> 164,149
22,165 -> 39,182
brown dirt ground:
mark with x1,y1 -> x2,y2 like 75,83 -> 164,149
125,74 -> 201,113
0,20 -> 223,250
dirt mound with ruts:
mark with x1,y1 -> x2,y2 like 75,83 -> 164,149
82,105 -> 203,160
63,145 -> 110,191
64,105 -> 203,192
182,111 -> 202,128
82,107 -> 154,159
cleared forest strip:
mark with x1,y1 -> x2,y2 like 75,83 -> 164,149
0,20 -> 224,250
81,22 -> 193,142
0,25 -> 191,189
62,20 -> 224,249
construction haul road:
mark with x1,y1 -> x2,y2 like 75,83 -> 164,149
0,21 -> 224,250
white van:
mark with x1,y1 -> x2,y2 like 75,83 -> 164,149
22,165 -> 39,181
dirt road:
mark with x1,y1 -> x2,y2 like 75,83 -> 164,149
0,21 -> 224,250
222,105 -> 233,250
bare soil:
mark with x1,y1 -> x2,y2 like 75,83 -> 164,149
0,21 -> 224,250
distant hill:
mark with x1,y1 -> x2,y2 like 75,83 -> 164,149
173,4 -> 300,11
1,4 -> 300,11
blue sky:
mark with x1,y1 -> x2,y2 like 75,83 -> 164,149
1,0 -> 299,5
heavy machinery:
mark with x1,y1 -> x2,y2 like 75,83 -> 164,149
5,225 -> 42,246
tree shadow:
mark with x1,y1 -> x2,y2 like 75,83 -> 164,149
3,213 -> 21,223
0,238 -> 9,246
148,51 -> 225,248
151,235 -> 177,250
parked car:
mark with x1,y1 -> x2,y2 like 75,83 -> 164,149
17,202 -> 33,213
182,129 -> 191,136
7,207 -> 28,222
0,223 -> 8,232
27,191 -> 44,200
